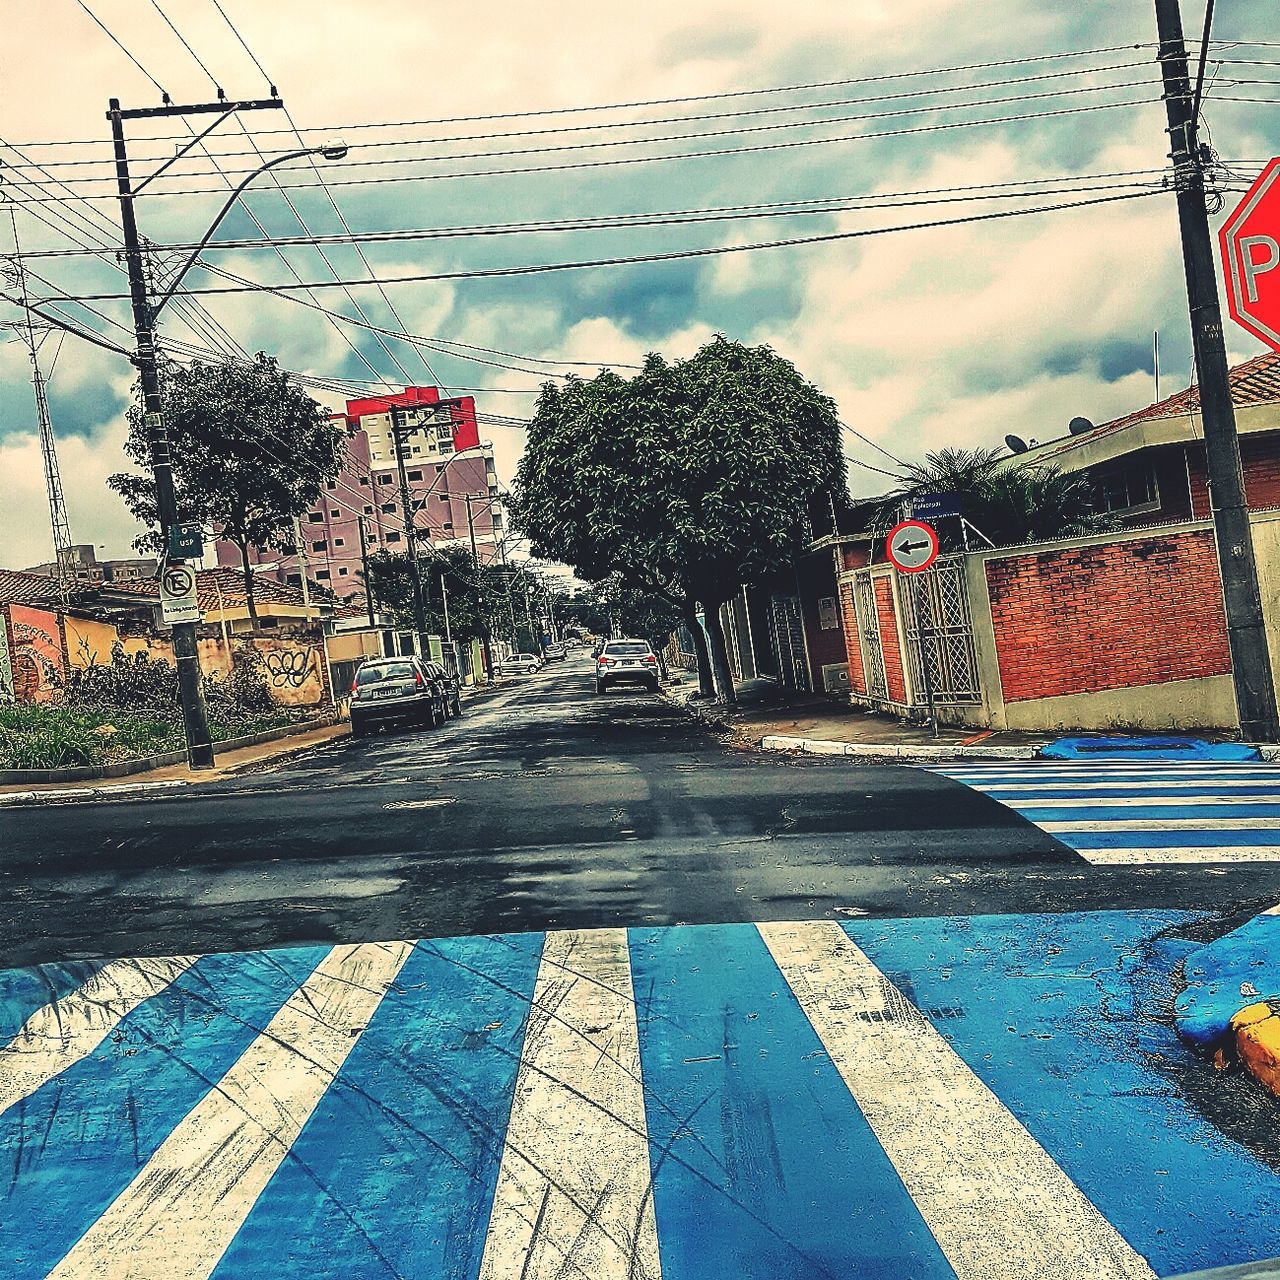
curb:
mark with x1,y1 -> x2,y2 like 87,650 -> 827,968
760,734 -> 1039,761
0,780 -> 188,807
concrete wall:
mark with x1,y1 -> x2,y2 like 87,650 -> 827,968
6,604 -> 64,703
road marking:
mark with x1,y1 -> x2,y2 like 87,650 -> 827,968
46,941 -> 412,1280
479,928 -> 661,1280
759,920 -> 1156,1280
1040,817 -> 1280,832
1008,795 -> 1280,808
0,955 -> 194,1118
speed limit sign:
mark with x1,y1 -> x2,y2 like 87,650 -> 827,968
160,563 -> 201,625
885,519 -> 940,573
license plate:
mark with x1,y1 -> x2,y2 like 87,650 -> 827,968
621,660 -> 639,667
375,687 -> 401,698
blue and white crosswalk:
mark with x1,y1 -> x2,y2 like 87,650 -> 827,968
3,914 -> 1279,1277
937,761 -> 1280,863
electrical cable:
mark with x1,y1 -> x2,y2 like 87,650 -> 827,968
149,0 -> 223,98
70,0 -> 170,101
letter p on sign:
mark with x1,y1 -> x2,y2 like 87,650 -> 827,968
1221,157 -> 1280,352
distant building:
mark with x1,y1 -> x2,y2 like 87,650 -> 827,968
22,544 -> 157,586
215,386 -> 505,603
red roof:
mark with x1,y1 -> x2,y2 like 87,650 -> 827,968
0,570 -> 68,607
102,567 -> 323,613
1100,350 -> 1280,432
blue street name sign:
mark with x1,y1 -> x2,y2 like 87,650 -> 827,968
911,491 -> 962,521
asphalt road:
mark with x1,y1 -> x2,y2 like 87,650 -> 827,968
4,655 -> 1280,970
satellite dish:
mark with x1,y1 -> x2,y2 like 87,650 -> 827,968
1005,434 -> 1029,454
1068,416 -> 1095,436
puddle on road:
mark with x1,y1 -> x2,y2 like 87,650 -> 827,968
187,871 -> 406,907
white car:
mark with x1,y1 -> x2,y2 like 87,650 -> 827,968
499,653 -> 542,676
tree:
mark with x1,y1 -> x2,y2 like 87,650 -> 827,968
888,447 -> 1115,546
510,336 -> 846,703
365,545 -> 501,644
109,354 -> 344,624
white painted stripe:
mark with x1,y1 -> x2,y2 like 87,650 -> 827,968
943,765 -> 1276,775
1079,847 -> 1280,865
1040,817 -> 1280,832
953,780 -> 1280,793
479,928 -> 660,1280
0,955 -> 195,1118
47,941 -> 412,1280
1005,796 -> 1280,809
760,921 -> 1155,1280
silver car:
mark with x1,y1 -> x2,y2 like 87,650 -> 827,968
595,639 -> 660,693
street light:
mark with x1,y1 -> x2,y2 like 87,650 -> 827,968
107,95 -> 345,768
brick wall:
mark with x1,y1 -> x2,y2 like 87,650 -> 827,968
840,581 -> 867,695
1188,438 -> 1280,518
874,575 -> 907,703
985,529 -> 1231,702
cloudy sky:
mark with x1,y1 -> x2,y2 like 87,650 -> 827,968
1,0 -> 1274,568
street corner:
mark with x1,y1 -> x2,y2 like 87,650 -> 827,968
1176,909 -> 1280,1071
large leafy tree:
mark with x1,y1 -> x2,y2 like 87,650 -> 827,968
110,354 -> 344,623
511,336 -> 846,703
888,447 -> 1115,546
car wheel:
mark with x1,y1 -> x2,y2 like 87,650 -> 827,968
351,716 -> 370,739
646,678 -> 660,692
595,680 -> 607,694
452,696 -> 462,716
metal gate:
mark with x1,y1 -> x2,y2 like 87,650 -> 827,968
852,573 -> 889,702
770,595 -> 809,691
900,556 -> 980,704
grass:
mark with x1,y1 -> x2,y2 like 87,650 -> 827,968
0,704 -> 309,771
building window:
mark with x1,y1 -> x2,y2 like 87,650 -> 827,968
436,463 -> 446,473
334,538 -> 345,548
360,475 -> 370,486
381,502 -> 397,514
330,509 -> 340,518
308,512 -> 324,523
1096,461 -> 1160,514
363,505 -> 374,515
316,570 -> 331,580
339,567 -> 349,577
379,474 -> 394,485
312,540 -> 327,552
326,481 -> 336,490
387,531 -> 402,544
287,573 -> 302,586
408,470 -> 422,481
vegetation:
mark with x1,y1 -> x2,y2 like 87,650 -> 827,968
109,353 -> 345,622
510,336 -> 846,703
889,447 -> 1116,546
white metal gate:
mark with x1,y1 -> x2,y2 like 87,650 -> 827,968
770,595 -> 809,691
852,573 -> 889,702
900,556 -> 980,704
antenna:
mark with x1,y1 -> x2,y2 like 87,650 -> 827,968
6,203 -> 74,605
1154,330 -> 1161,402
1068,416 -> 1096,436
1004,434 -> 1029,454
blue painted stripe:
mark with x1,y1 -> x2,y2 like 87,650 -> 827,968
844,911 -> 1280,1277
628,922 -> 953,1280
0,946 -> 326,1280
209,933 -> 544,1280
1063,828 -> 1280,848
980,785 -> 1280,800
0,959 -> 110,1043
1016,804 -> 1280,822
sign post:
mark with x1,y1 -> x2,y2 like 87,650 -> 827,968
886,520 -> 941,737
1221,157 -> 1280,353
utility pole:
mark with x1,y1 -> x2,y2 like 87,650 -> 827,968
464,492 -> 494,677
109,96 -> 217,768
357,515 -> 375,628
292,517 -> 314,620
1153,0 -> 1280,741
5,204 -> 74,606
390,412 -> 431,659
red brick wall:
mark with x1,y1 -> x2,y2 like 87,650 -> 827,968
1187,438 -> 1280,517
840,581 -> 867,695
985,530 -> 1231,702
874,576 -> 907,703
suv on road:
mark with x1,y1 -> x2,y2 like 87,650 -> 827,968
349,657 -> 449,738
498,653 -> 542,676
543,642 -> 567,661
595,639 -> 660,694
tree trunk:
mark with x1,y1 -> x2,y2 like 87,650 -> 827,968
238,542 -> 260,628
681,595 -> 715,697
702,599 -> 737,705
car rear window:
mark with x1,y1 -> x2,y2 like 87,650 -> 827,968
356,662 -> 415,686
605,642 -> 650,655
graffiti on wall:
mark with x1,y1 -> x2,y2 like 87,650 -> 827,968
8,606 -> 63,703
263,646 -> 319,690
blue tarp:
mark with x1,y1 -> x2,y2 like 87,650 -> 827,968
1175,912 -> 1280,1051
1039,736 -> 1262,762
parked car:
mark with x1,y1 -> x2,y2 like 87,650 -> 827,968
349,657 -> 449,738
543,642 -> 567,661
498,653 -> 542,676
421,659 -> 462,717
595,639 -> 660,694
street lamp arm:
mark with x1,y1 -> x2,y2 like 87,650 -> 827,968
151,145 -> 340,321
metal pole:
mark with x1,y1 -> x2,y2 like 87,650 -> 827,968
109,98 -> 214,769
357,515 -> 375,628
391,416 -> 430,659
464,493 -> 494,677
1153,0 -> 1280,741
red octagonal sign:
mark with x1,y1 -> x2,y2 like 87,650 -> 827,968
1221,156 -> 1280,353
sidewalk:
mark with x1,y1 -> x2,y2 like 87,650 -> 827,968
665,676 -> 1047,759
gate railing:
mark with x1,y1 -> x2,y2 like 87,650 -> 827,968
899,556 -> 981,705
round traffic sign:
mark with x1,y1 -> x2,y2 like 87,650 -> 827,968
161,564 -> 195,597
886,519 -> 940,573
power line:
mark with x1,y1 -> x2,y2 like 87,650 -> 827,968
70,0 -> 170,100
43,188 -> 1162,303
149,0 -> 223,97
